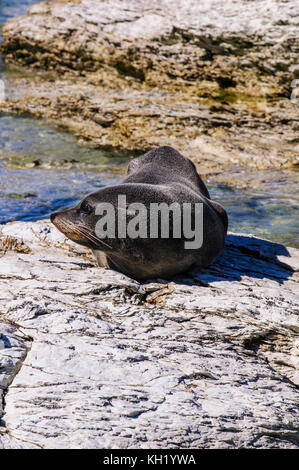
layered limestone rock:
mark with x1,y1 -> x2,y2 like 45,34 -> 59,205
0,220 -> 298,448
0,0 -> 298,173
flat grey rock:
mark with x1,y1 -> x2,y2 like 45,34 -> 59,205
4,0 -> 298,45
0,220 -> 298,448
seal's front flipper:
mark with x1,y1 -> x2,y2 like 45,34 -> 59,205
92,249 -> 110,268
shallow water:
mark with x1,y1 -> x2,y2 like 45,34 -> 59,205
211,174 -> 299,248
0,113 -> 129,222
0,0 -> 298,248
0,0 -> 37,24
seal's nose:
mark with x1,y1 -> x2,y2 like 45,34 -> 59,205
50,212 -> 58,223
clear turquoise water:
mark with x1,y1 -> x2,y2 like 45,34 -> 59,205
0,1 -> 298,248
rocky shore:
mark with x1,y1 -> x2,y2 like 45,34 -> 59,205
0,1 -> 298,449
0,221 -> 298,448
0,0 -> 298,178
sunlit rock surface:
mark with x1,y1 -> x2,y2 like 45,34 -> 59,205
1,0 -> 298,172
0,220 -> 298,448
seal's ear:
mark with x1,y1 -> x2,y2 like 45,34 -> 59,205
126,158 -> 140,176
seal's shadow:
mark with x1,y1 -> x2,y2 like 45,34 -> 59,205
170,234 -> 294,286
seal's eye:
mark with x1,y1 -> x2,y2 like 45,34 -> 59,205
80,201 -> 93,214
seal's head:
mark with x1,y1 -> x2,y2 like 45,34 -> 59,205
50,195 -> 112,251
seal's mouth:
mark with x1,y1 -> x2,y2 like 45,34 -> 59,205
51,210 -> 112,250
51,211 -> 85,241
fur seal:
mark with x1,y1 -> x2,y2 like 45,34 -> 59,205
51,146 -> 228,280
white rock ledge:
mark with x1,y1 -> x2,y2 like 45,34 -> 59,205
0,220 -> 298,448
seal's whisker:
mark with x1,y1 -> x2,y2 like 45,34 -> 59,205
76,224 -> 110,242
71,224 -> 113,250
